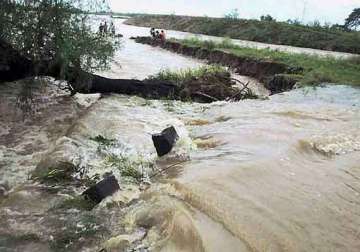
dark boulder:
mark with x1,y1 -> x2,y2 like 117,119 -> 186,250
82,175 -> 120,204
152,126 -> 179,157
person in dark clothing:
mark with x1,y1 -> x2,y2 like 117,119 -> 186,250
150,28 -> 156,38
99,22 -> 104,35
104,21 -> 108,34
155,30 -> 160,39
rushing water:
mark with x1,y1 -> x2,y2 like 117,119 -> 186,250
0,19 -> 360,252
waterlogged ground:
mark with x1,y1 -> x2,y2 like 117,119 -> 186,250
1,19 -> 360,252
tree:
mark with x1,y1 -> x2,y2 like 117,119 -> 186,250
260,15 -> 275,22
224,8 -> 240,20
0,0 -> 120,80
345,8 -> 360,30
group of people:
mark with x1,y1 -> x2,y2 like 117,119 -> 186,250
99,21 -> 116,36
150,28 -> 166,42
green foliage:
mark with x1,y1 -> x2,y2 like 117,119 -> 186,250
148,65 -> 228,86
260,15 -> 276,22
345,8 -> 360,30
90,135 -> 116,146
219,37 -> 235,49
32,162 -> 78,184
106,154 -> 144,182
224,8 -> 240,20
1,0 -> 120,78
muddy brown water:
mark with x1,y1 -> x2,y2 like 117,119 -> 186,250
0,19 -> 360,252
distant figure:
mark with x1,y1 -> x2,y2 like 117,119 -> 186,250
99,22 -> 104,35
110,22 -> 116,36
160,30 -> 166,42
150,27 -> 156,38
155,30 -> 160,39
104,21 -> 108,34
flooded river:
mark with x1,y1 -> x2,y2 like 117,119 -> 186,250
0,19 -> 359,252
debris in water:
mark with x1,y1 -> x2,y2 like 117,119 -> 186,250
82,175 -> 120,204
152,126 -> 179,157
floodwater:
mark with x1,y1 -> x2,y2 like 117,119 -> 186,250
0,18 -> 360,252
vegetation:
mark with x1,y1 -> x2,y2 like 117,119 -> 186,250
148,65 -> 228,86
174,37 -> 360,86
90,135 -> 116,146
125,15 -> 360,54
0,0 -> 120,79
106,154 -> 144,182
32,162 -> 78,184
345,8 -> 360,30
147,65 -> 257,101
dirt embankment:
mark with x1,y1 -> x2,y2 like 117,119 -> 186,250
132,36 -> 301,94
125,15 -> 360,54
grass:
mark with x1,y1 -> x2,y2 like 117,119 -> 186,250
90,135 -> 116,146
175,37 -> 360,86
148,65 -> 228,86
32,162 -> 78,185
106,154 -> 144,182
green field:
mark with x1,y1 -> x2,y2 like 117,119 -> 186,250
173,37 -> 360,86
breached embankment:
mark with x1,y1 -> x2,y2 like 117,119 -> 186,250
132,36 -> 302,94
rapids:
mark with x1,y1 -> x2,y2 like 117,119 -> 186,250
0,18 -> 359,252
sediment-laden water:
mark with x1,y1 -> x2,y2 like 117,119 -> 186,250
0,19 -> 359,252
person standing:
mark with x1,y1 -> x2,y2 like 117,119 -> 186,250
104,21 -> 108,34
110,22 -> 116,36
150,28 -> 156,38
160,30 -> 166,42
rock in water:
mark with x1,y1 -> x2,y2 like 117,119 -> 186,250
82,175 -> 120,204
152,126 -> 179,157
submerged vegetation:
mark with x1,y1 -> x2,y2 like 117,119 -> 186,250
106,154 -> 144,182
90,135 -> 116,146
175,37 -> 360,86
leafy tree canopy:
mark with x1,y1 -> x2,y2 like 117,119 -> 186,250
0,0 -> 120,77
345,8 -> 360,30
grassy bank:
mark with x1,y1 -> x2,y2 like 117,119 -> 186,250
125,15 -> 360,54
147,65 -> 257,101
174,37 -> 360,87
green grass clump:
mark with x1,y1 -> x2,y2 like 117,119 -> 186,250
106,154 -> 143,182
148,65 -> 228,86
32,162 -> 77,185
90,135 -> 116,146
